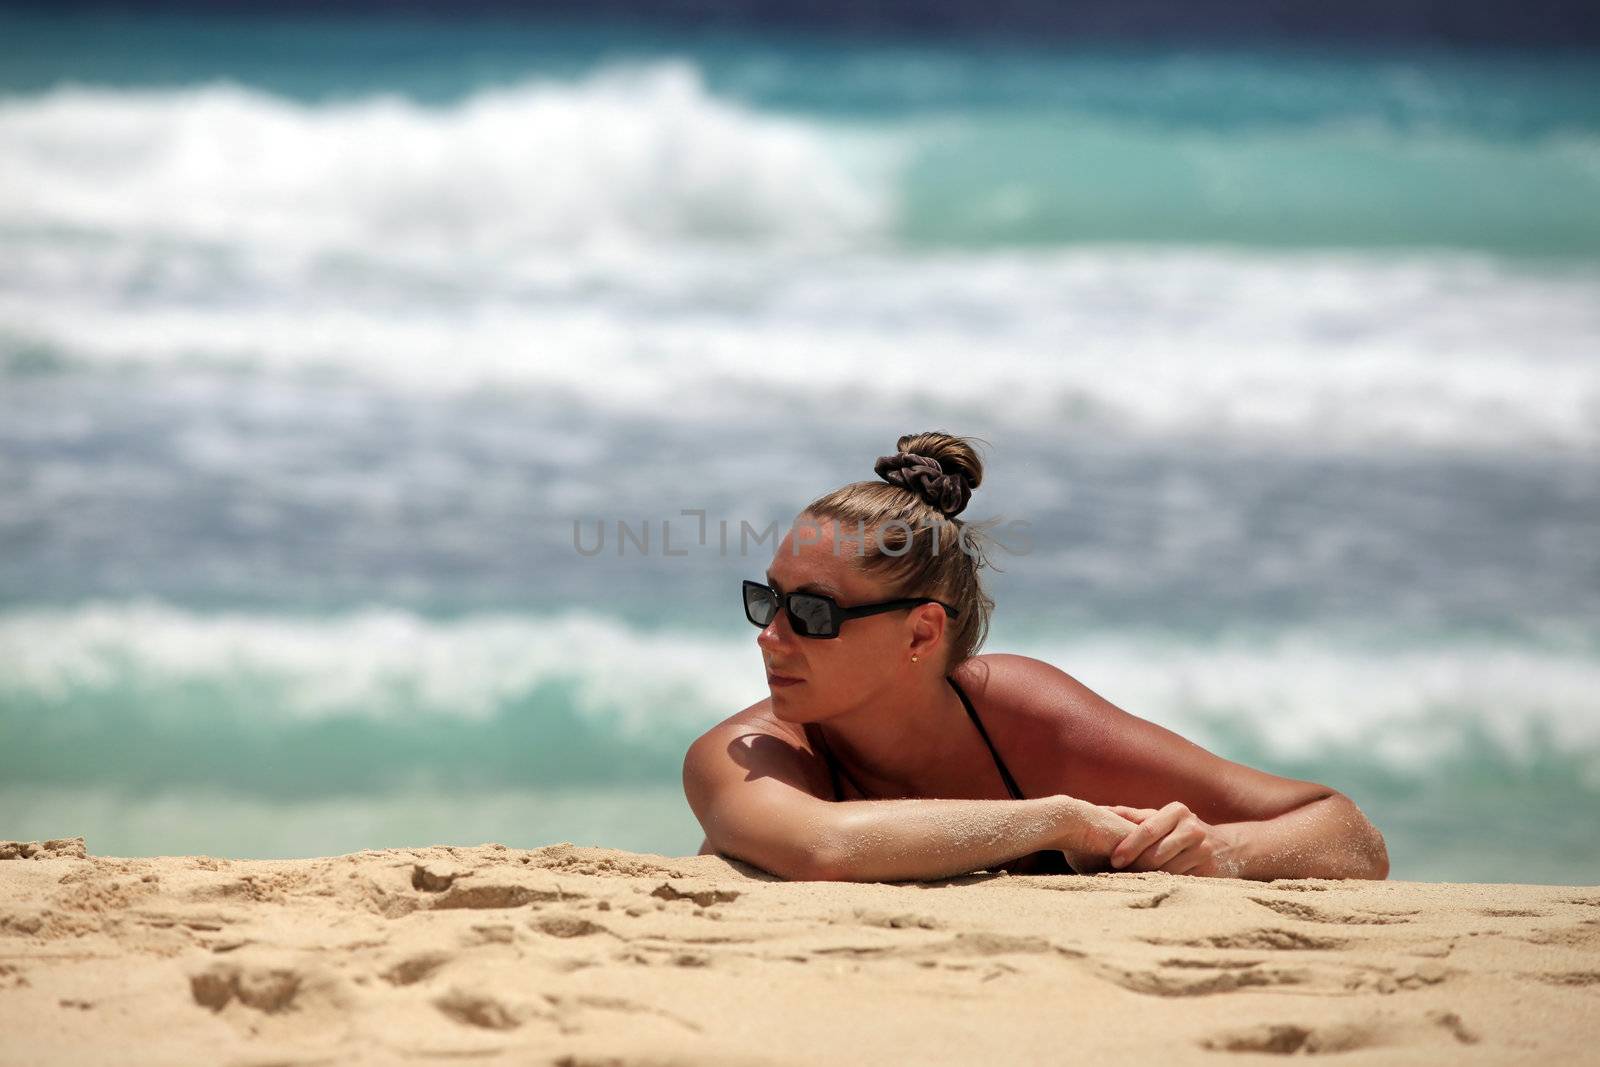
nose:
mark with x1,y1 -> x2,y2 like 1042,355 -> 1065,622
756,609 -> 794,651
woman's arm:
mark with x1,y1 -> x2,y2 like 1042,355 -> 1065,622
1221,791 -> 1388,879
686,723 -> 1138,881
992,655 -> 1389,880
817,794 -> 1136,882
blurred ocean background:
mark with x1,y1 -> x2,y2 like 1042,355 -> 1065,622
1,9 -> 1597,884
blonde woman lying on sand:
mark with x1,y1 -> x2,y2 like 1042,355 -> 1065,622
684,431 -> 1389,883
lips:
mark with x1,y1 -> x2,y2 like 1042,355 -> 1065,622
766,668 -> 803,686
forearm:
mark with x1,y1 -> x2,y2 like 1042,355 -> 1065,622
817,794 -> 1127,882
1221,793 -> 1389,880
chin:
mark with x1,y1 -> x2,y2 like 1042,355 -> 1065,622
767,692 -> 808,720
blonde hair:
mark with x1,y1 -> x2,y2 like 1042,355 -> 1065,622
800,431 -> 1003,674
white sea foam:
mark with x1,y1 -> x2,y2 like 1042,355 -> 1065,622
0,65 -> 888,254
0,600 -> 755,739
996,626 -> 1600,782
2,71 -> 1597,454
4,245 -> 1596,454
3,602 -> 1596,782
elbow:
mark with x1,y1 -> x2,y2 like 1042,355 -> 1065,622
798,840 -> 850,882
1350,841 -> 1389,881
1357,810 -> 1390,880
797,825 -> 866,882
1335,793 -> 1390,880
765,854 -> 840,882
1363,825 -> 1391,881
797,862 -> 843,882
708,840 -> 841,883
749,854 -> 843,883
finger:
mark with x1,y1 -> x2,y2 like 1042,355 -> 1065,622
1177,839 -> 1217,876
1160,848 -> 1207,876
1129,821 -> 1200,872
1111,806 -> 1181,869
1108,805 -> 1158,823
1137,826 -> 1203,872
1111,814 -> 1170,869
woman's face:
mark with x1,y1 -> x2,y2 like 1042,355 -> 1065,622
757,515 -> 942,722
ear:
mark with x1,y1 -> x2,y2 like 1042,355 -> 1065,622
906,602 -> 947,661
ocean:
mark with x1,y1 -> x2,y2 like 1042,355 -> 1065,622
1,12 -> 1597,884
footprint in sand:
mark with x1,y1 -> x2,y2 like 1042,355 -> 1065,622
843,907 -> 943,930
190,962 -> 303,1014
430,882 -> 577,910
1097,962 -> 1308,997
650,882 -> 741,908
805,930 -> 1078,970
433,988 -> 531,1031
1200,1010 -> 1478,1054
1262,881 -> 1332,892
529,912 -> 615,939
412,862 -> 471,892
1533,970 -> 1600,987
1520,924 -> 1600,950
189,956 -> 353,1026
1201,1021 -> 1370,1055
1479,908 -> 1547,918
550,992 -> 704,1034
380,950 -> 454,986
1148,928 -> 1347,951
1340,960 -> 1449,994
1248,897 -> 1412,925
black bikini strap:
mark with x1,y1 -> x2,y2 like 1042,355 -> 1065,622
948,675 -> 1027,801
810,680 -> 1026,803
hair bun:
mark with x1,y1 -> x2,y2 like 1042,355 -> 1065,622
873,451 -> 973,518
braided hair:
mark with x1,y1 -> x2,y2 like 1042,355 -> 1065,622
873,450 -> 974,519
798,431 -> 1001,673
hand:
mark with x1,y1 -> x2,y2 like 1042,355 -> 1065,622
1052,797 -> 1140,874
1108,802 -> 1241,877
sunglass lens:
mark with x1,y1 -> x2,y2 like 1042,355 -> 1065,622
743,582 -> 777,627
788,594 -> 835,637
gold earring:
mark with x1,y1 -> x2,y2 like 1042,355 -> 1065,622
911,654 -> 919,663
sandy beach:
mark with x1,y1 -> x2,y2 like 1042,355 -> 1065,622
0,838 -> 1595,1065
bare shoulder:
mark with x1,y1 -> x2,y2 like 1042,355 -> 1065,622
680,696 -> 841,877
683,697 -> 832,801
957,653 -> 1330,819
940,646 -> 1081,790
951,652 -> 1103,727
949,652 -> 1121,796
988,651 -> 1168,748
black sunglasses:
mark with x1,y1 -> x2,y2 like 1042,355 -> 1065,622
742,579 -> 959,639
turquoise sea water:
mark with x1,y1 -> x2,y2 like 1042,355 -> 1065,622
2,13 -> 1598,883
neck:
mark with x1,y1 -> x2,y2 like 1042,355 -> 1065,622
815,670 -> 968,799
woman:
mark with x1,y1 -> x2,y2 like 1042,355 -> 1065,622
683,431 -> 1388,883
